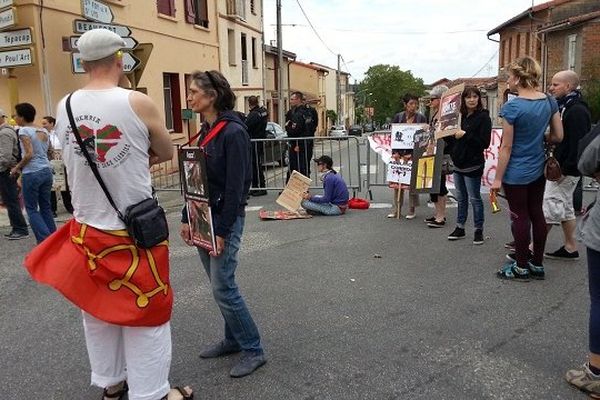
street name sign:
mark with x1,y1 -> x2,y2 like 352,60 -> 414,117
70,35 -> 137,50
0,0 -> 13,9
0,47 -> 33,67
0,7 -> 16,31
81,0 -> 114,24
0,28 -> 33,49
73,19 -> 131,37
72,51 -> 140,74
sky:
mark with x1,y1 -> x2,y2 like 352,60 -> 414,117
263,0 -> 546,84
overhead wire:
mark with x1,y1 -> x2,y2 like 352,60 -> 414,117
293,0 -> 337,56
469,50 -> 499,78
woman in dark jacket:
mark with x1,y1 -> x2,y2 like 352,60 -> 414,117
447,86 -> 492,244
180,70 -> 266,378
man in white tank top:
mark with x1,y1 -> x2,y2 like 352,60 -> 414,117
26,29 -> 192,400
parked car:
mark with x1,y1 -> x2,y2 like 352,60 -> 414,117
363,123 -> 375,133
329,125 -> 347,137
348,124 -> 363,136
262,122 -> 289,166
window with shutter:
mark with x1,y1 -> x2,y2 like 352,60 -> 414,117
193,0 -> 209,28
157,0 -> 175,17
184,0 -> 195,23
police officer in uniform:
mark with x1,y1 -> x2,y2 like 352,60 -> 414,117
245,96 -> 268,196
303,101 -> 318,176
286,91 -> 312,179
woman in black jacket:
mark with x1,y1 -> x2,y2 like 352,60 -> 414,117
447,86 -> 492,244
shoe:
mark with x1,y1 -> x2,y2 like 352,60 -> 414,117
496,260 -> 530,281
230,351 -> 267,378
447,227 -> 465,240
249,190 -> 268,196
199,340 -> 241,359
405,213 -> 416,220
506,250 -> 532,263
565,363 -> 600,398
4,232 -> 29,240
427,220 -> 445,228
473,229 -> 484,245
544,246 -> 580,261
504,240 -> 515,250
424,216 -> 445,223
387,213 -> 398,218
527,261 -> 545,280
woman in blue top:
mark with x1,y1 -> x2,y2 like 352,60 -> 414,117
302,155 -> 349,216
10,103 -> 56,243
492,56 -> 563,281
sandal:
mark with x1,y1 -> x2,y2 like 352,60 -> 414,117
162,386 -> 194,400
102,381 -> 128,400
496,261 -> 530,282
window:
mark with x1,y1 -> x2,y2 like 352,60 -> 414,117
157,0 -> 175,17
251,37 -> 257,69
241,33 -> 248,85
163,73 -> 182,133
525,32 -> 530,55
567,34 -> 577,71
236,0 -> 246,20
516,34 -> 521,56
184,0 -> 209,28
228,29 -> 236,65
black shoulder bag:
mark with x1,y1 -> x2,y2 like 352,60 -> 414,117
65,93 -> 169,248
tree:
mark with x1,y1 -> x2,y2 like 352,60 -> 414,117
357,64 -> 426,124
326,109 -> 337,124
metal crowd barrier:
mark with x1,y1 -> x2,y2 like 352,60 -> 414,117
152,144 -> 182,192
364,131 -> 392,200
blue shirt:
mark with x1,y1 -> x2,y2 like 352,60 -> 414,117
500,96 -> 559,185
19,126 -> 51,174
311,171 -> 349,205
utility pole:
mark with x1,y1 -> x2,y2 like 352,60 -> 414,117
336,53 -> 341,125
276,0 -> 285,126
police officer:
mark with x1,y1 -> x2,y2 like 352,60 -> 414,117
286,91 -> 312,179
303,101 -> 318,176
245,96 -> 268,196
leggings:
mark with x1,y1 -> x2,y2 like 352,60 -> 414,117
503,175 -> 547,267
588,247 -> 600,354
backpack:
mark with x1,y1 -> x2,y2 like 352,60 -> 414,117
4,125 -> 21,163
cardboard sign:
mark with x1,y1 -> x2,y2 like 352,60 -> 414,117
390,123 -> 427,150
259,209 -> 312,220
276,170 -> 312,212
387,160 -> 412,186
50,159 -> 65,191
435,84 -> 464,140
410,127 -> 445,193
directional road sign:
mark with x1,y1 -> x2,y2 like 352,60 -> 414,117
81,0 -> 114,24
0,47 -> 33,68
0,7 -> 17,31
73,19 -> 132,37
70,35 -> 137,51
71,51 -> 140,74
0,28 -> 33,49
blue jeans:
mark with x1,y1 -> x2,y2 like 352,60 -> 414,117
197,216 -> 263,354
22,168 -> 56,243
301,200 -> 343,216
588,247 -> 600,354
0,170 -> 28,234
453,172 -> 484,230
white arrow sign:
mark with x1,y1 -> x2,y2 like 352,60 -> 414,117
81,0 -> 113,24
0,28 -> 33,49
0,47 -> 33,68
71,51 -> 140,74
70,35 -> 137,50
0,7 -> 16,31
73,19 -> 132,37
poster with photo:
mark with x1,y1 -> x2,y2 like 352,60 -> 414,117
386,160 -> 412,186
180,148 -> 208,198
51,159 -> 66,191
187,199 -> 215,250
435,84 -> 464,140
390,124 -> 427,150
410,127 -> 445,193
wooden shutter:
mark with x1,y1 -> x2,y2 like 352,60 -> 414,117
184,0 -> 195,23
157,0 -> 175,16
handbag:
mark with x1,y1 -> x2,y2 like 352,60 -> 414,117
542,95 -> 561,182
348,197 -> 370,209
65,93 -> 169,248
441,154 -> 455,175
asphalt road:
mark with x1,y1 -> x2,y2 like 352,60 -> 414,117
0,185 -> 595,400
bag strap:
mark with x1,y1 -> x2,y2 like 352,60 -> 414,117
181,120 -> 228,148
66,93 -> 125,222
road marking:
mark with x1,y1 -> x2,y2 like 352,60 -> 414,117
369,203 -> 392,209
246,206 -> 263,212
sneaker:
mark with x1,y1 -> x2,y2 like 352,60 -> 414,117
473,229 -> 484,245
230,351 -> 267,378
447,227 -> 465,240
424,216 -> 445,223
4,232 -> 29,240
506,250 -> 532,263
199,340 -> 241,359
527,261 -> 545,280
387,213 -> 398,218
504,240 -> 515,250
544,246 -> 580,261
427,220 -> 446,228
405,213 -> 416,220
565,363 -> 600,398
496,260 -> 530,281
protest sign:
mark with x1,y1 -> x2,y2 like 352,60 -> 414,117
387,160 -> 412,186
276,170 -> 312,212
391,123 -> 427,150
367,131 -> 392,164
410,127 -> 444,193
259,209 -> 312,220
51,159 -> 65,191
435,84 -> 464,140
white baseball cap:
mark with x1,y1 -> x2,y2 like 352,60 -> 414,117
78,29 -> 126,61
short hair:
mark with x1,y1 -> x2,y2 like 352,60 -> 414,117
15,103 -> 36,123
402,94 -> 419,104
460,86 -> 484,115
248,96 -> 259,107
82,53 -> 118,72
291,91 -> 304,100
507,56 -> 542,89
42,116 -> 56,125
189,70 -> 236,112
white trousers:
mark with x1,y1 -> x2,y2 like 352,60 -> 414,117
82,312 -> 172,400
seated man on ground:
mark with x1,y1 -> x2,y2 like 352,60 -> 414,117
301,155 -> 349,216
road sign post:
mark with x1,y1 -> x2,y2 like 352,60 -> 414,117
0,7 -> 17,31
0,47 -> 33,68
73,20 -> 132,37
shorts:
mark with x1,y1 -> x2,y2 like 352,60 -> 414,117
430,174 -> 448,203
542,175 -> 579,224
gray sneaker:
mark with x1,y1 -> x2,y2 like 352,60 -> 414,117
199,340 -> 241,359
565,363 -> 600,398
4,231 -> 29,240
230,352 -> 267,378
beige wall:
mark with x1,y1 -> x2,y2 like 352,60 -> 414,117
0,0 -> 220,139
289,62 -> 326,135
264,52 -> 291,125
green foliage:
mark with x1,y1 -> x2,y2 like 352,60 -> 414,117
326,109 -> 337,123
584,80 -> 600,123
357,64 -> 426,124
